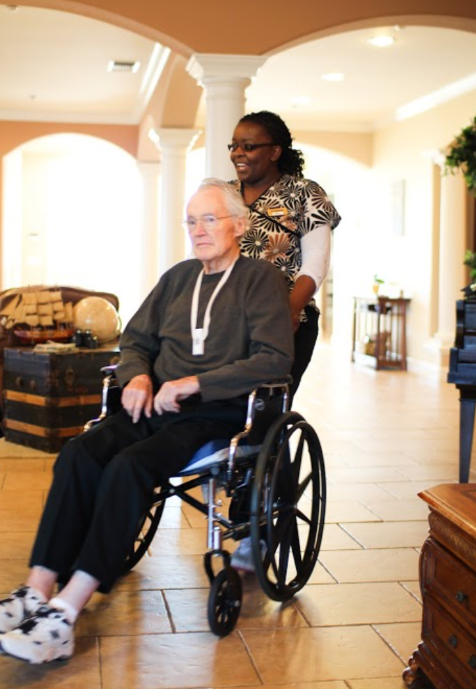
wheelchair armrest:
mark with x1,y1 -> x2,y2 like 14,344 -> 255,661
258,375 -> 293,390
100,364 -> 119,377
226,376 -> 292,484
243,376 -> 292,434
84,365 -> 121,431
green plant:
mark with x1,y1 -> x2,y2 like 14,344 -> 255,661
464,249 -> 476,283
445,116 -> 476,194
373,274 -> 385,285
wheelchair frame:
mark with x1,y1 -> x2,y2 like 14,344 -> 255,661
86,365 -> 327,637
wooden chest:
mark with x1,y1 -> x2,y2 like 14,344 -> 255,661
2,346 -> 120,453
404,483 -> 476,689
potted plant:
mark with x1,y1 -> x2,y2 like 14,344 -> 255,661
461,250 -> 476,300
445,116 -> 476,194
445,120 -> 476,299
373,274 -> 385,296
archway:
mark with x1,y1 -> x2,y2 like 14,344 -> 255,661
10,1 -> 476,55
2,134 -> 144,324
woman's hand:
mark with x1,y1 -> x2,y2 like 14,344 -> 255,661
289,275 -> 317,332
121,374 -> 153,423
154,376 -> 200,415
290,308 -> 301,332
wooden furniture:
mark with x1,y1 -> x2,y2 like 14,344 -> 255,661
0,285 -> 119,436
448,299 -> 476,482
351,296 -> 410,371
404,483 -> 476,689
2,346 -> 120,452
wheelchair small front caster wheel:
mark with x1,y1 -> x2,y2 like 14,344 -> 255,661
207,566 -> 242,636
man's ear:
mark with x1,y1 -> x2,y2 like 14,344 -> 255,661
234,216 -> 247,239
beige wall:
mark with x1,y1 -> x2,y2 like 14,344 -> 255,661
372,91 -> 476,364
294,130 -> 372,167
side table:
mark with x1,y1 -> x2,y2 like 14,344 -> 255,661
351,296 -> 410,370
404,483 -> 476,689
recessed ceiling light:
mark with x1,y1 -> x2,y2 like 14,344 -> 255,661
367,35 -> 395,48
107,60 -> 141,73
291,96 -> 311,107
322,72 -> 344,82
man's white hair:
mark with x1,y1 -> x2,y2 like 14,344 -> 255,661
198,178 -> 249,221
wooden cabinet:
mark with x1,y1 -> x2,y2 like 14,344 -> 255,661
351,296 -> 410,370
2,346 -> 119,452
404,484 -> 476,688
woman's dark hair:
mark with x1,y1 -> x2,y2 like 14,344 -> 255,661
238,110 -> 305,178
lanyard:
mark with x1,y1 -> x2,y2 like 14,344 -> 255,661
190,259 -> 237,355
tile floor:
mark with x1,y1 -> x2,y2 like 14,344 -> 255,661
0,341 -> 467,688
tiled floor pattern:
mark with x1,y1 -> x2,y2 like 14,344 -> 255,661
0,341 -> 467,688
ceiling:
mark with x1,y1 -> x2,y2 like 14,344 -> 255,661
247,26 -> 476,131
1,6 -> 476,132
0,5 -> 168,123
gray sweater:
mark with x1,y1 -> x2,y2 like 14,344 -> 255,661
116,256 -> 294,402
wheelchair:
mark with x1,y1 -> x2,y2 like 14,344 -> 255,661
85,365 -> 327,637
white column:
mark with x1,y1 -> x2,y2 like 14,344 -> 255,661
434,167 -> 468,354
136,161 -> 161,298
150,128 -> 200,275
187,54 -> 266,179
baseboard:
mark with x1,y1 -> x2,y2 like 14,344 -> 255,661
406,356 -> 448,380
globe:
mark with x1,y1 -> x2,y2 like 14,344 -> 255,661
73,297 -> 121,343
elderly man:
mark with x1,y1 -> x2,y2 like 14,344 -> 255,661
0,178 -> 293,664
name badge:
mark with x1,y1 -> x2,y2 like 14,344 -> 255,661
193,328 -> 204,356
267,207 -> 288,218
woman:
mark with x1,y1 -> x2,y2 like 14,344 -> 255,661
229,110 -> 341,400
228,112 -> 340,573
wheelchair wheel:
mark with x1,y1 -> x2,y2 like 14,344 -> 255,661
207,567 -> 242,637
123,498 -> 165,572
250,411 -> 326,602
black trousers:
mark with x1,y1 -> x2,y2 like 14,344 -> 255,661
30,402 -> 245,592
289,306 -> 319,403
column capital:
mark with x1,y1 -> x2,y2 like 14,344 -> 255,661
186,53 -> 266,85
149,127 -> 201,152
426,148 -> 447,168
185,54 -> 266,178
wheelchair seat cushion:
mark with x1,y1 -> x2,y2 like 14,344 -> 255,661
178,439 -> 262,476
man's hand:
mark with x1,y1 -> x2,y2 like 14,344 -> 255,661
121,374 -> 153,423
154,376 -> 200,415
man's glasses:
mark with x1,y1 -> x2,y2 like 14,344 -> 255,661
227,142 -> 275,152
182,214 -> 235,232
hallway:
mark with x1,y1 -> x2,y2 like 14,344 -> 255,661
0,341 -> 463,688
